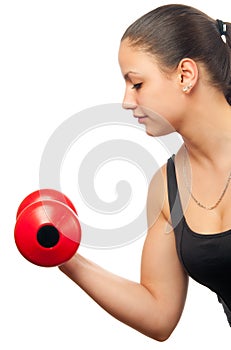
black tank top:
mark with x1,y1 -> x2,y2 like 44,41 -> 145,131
167,155 -> 231,326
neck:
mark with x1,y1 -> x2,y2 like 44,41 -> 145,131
178,93 -> 231,169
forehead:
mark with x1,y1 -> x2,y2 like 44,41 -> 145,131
118,39 -> 157,73
119,39 -> 146,62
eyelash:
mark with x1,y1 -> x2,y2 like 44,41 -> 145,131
132,83 -> 142,90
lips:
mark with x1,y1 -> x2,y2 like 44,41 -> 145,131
133,115 -> 147,119
133,115 -> 147,123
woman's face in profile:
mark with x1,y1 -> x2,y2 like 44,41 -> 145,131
118,39 -> 184,137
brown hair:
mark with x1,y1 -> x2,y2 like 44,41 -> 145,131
121,4 -> 231,105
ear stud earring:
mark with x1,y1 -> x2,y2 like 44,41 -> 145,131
182,83 -> 192,93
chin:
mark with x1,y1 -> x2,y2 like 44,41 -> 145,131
146,130 -> 154,137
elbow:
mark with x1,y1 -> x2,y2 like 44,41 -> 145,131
154,333 -> 172,342
152,331 -> 172,343
148,320 -> 177,342
138,326 -> 172,342
151,308 -> 181,342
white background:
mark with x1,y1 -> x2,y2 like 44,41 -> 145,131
0,0 -> 230,348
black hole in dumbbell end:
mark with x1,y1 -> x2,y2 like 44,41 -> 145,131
37,225 -> 60,248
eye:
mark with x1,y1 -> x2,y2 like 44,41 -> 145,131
132,83 -> 142,90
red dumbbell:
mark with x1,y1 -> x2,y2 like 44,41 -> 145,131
14,189 -> 81,267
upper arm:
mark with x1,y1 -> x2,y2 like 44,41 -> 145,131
141,164 -> 188,333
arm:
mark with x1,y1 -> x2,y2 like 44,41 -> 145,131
59,166 -> 188,341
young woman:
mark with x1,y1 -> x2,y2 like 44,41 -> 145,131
59,4 -> 231,341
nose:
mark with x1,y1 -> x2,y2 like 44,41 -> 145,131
122,88 -> 137,110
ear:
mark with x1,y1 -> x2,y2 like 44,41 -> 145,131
177,58 -> 199,93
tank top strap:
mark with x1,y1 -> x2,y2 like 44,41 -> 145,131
167,155 -> 185,230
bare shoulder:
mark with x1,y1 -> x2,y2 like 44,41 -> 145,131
142,160 -> 188,332
146,161 -> 170,229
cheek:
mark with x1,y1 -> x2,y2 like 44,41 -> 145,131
143,85 -> 181,119
138,90 -> 169,118
140,92 -> 183,133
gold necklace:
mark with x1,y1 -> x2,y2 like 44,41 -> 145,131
183,149 -> 231,210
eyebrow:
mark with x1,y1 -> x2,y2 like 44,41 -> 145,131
123,71 -> 140,80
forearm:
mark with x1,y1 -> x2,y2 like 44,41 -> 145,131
59,254 -> 168,341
